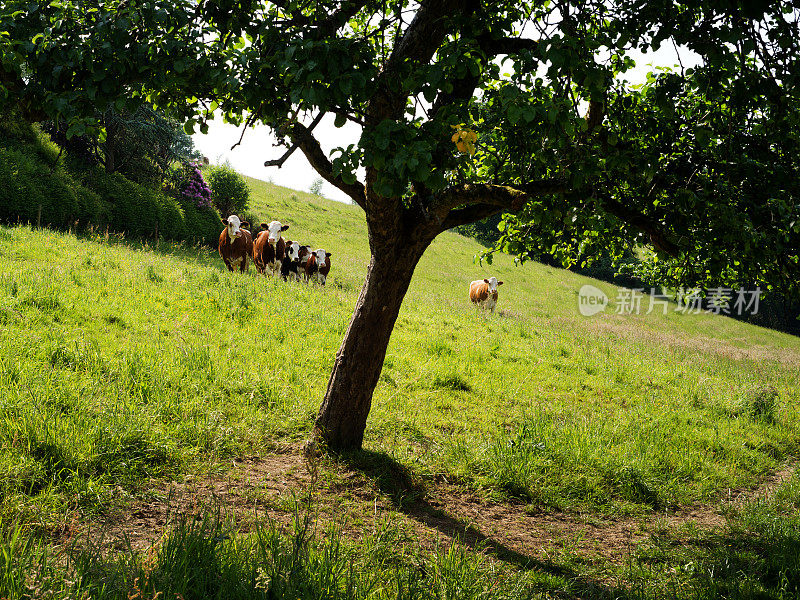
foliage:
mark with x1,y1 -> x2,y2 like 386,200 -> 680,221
180,162 -> 213,210
308,177 -> 324,197
179,195 -> 226,246
0,118 -> 110,227
43,105 -> 199,189
82,168 -> 180,239
206,163 -> 250,217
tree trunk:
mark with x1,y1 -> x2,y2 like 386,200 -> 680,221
314,236 -> 431,450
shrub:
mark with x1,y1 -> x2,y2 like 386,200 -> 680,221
72,185 -> 109,227
206,163 -> 250,217
157,193 -> 186,241
181,197 -> 223,247
85,168 -> 161,237
0,147 -> 80,227
181,163 -> 212,209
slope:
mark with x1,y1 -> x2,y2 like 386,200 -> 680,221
0,178 -> 798,528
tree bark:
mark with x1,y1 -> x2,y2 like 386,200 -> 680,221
314,233 -> 431,450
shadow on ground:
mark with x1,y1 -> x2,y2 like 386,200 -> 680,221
341,449 -> 630,599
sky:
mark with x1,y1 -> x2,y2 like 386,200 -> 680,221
191,43 -> 700,205
192,113 -> 360,204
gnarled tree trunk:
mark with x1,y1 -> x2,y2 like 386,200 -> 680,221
313,231 -> 432,450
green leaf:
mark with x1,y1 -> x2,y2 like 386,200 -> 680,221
334,113 -> 346,128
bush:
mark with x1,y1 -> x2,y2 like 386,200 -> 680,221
72,185 -> 109,227
180,198 -> 223,247
206,163 -> 250,217
157,193 -> 186,241
83,168 -> 199,241
0,147 -> 80,227
180,162 -> 212,209
0,113 -> 221,245
85,169 -> 161,237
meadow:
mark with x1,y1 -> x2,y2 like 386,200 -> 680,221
1,180 -> 799,598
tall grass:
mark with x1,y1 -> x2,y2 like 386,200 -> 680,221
0,503 -> 562,600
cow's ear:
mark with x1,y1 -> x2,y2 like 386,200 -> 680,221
326,252 -> 332,257
484,278 -> 489,284
241,221 -> 250,229
260,223 -> 268,229
281,225 -> 289,231
498,281 -> 504,285
285,239 -> 292,245
221,217 -> 228,225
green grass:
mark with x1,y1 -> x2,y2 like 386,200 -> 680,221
626,471 -> 800,599
1,178 -> 799,598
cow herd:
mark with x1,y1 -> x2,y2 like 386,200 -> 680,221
219,215 -> 331,285
219,213 -> 504,311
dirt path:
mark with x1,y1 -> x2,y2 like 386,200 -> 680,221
84,450 -> 796,572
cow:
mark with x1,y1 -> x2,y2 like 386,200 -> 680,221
469,276 -> 503,313
252,220 -> 289,276
280,240 -> 311,282
218,215 -> 253,273
304,248 -> 332,285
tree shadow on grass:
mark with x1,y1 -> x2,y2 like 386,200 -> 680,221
340,449 -> 630,600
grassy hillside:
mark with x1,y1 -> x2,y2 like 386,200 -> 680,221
1,179 -> 799,598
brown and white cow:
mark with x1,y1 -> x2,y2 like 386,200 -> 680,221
252,220 -> 289,276
304,248 -> 332,285
219,215 -> 253,273
469,276 -> 503,313
280,240 -> 311,282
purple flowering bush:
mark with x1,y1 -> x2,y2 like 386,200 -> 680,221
180,162 -> 212,208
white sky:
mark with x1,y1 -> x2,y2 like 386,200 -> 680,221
191,43 -> 700,204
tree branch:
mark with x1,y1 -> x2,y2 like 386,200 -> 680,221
369,0 -> 466,124
271,0 -> 368,37
600,194 -> 681,256
263,112 -> 325,168
284,118 -> 367,208
441,203 -> 507,230
434,180 -> 564,232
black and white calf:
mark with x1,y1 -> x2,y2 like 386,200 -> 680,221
280,240 -> 311,281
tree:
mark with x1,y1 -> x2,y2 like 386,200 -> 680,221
45,105 -> 199,187
309,177 -> 324,197
2,1 -> 798,450
206,163 -> 251,217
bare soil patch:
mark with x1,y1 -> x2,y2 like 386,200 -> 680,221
79,450 -> 796,577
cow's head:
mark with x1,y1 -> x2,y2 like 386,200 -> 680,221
483,276 -> 503,291
263,220 -> 289,244
313,248 -> 331,265
223,215 -> 245,238
286,241 -> 301,262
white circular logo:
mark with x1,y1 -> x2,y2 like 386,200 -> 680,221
578,284 -> 608,317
